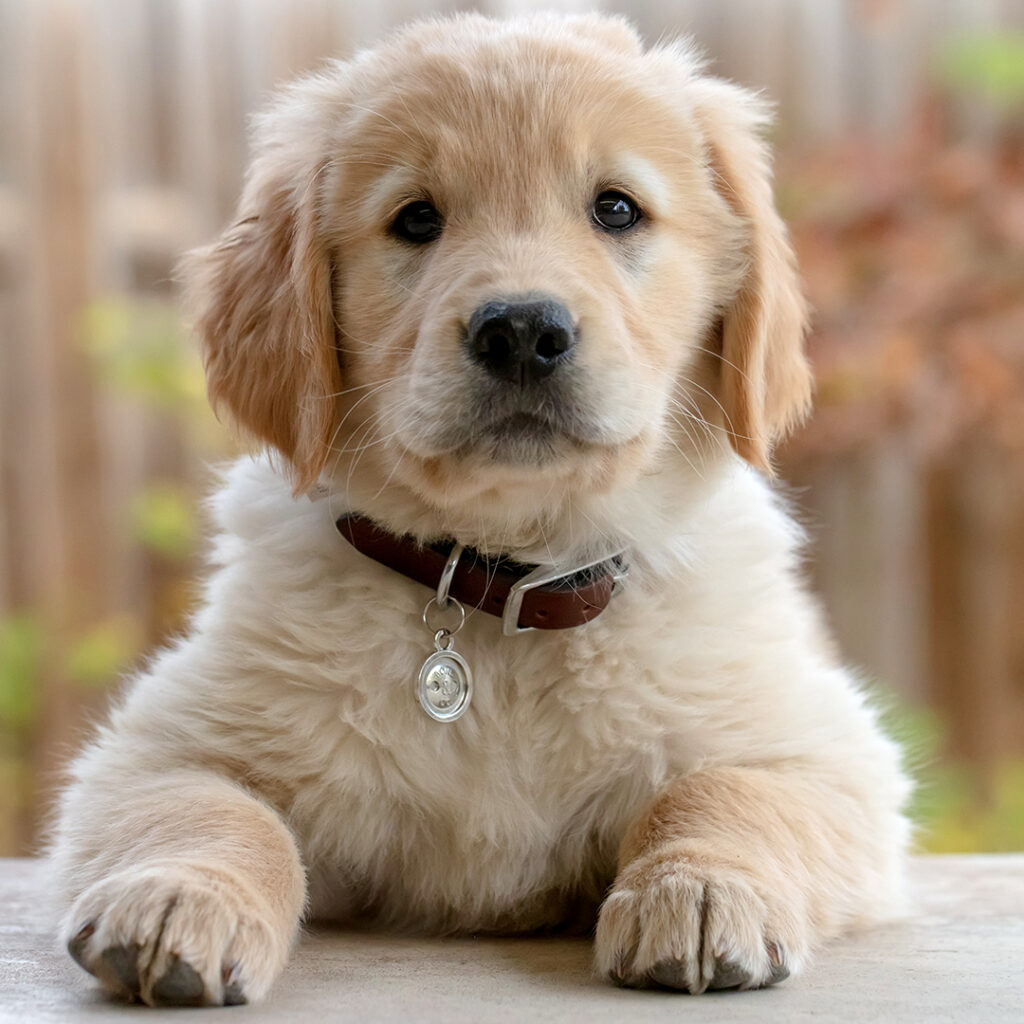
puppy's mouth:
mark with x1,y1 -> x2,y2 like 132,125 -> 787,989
471,411 -> 588,463
394,374 -> 641,472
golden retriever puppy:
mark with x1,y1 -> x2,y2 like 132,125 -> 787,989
52,13 -> 910,1007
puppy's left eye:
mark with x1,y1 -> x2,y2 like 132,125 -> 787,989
392,201 -> 443,244
592,190 -> 642,232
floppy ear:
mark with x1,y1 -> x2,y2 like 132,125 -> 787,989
182,83 -> 342,495
693,80 -> 812,472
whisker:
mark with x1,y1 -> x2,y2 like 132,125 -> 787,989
676,375 -> 754,443
344,413 -> 389,499
369,446 -> 407,503
699,345 -> 755,386
662,412 -> 708,481
322,380 -> 397,518
315,377 -> 399,402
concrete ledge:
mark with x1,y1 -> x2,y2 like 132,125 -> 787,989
2,856 -> 1022,1022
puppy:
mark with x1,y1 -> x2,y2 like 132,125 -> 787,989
52,13 -> 910,1007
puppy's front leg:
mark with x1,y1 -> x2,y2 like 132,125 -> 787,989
595,765 -> 905,992
55,770 -> 305,1007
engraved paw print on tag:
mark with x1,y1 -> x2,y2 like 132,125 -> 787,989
417,649 -> 472,722
426,662 -> 460,707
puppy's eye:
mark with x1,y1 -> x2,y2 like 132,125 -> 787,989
592,190 -> 641,232
392,201 -> 443,244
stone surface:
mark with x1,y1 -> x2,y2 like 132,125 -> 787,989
2,856 -> 1022,1022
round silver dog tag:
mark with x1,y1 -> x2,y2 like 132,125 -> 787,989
417,649 -> 472,722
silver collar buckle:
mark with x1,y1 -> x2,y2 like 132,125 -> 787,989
502,552 -> 629,637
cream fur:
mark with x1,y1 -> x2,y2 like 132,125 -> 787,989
51,12 -> 910,1008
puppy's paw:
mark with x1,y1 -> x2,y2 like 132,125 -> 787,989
63,862 -> 289,1007
595,852 -> 807,993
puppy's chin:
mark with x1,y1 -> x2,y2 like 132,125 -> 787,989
390,425 -> 654,514
444,413 -> 595,467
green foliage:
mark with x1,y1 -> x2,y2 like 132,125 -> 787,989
918,761 -> 1024,853
0,616 -> 43,731
79,296 -> 229,454
131,482 -> 197,559
81,298 -> 204,408
63,617 -> 140,691
940,33 -> 1024,108
880,688 -> 1024,852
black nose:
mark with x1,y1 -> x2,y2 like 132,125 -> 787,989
466,300 -> 576,384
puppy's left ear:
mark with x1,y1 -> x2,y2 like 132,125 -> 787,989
181,77 -> 343,495
693,79 -> 812,472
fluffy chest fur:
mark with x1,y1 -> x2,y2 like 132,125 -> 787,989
108,454 -> 875,933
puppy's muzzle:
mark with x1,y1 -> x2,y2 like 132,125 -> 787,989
467,300 -> 576,386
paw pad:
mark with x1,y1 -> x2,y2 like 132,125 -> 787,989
101,943 -> 141,995
151,955 -> 205,1006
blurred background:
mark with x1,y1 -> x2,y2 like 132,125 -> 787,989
0,0 -> 1022,856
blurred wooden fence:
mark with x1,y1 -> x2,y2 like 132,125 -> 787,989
0,0 -> 1023,854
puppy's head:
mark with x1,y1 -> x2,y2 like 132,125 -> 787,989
185,14 -> 810,544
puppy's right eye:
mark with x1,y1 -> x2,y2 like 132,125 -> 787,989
392,201 -> 443,244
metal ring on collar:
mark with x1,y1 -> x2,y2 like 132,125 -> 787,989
422,596 -> 466,635
436,543 -> 464,608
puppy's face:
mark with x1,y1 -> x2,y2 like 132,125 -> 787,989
334,37 -> 734,509
188,15 -> 811,544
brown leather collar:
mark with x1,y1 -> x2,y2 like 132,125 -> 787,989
336,513 -> 627,634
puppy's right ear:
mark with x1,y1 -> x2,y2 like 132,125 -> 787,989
182,77 -> 343,495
